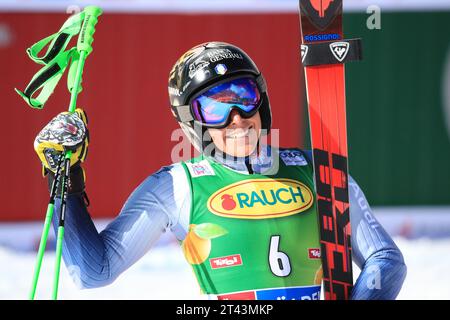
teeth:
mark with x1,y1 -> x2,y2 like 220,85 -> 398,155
227,128 -> 250,138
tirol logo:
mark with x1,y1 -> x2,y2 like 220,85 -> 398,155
210,254 -> 242,269
308,248 -> 321,259
207,179 -> 314,219
330,41 -> 349,62
300,0 -> 342,31
301,45 -> 309,64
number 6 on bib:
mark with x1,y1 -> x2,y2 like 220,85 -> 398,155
269,236 -> 292,277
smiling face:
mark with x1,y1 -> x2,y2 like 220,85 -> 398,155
207,109 -> 262,157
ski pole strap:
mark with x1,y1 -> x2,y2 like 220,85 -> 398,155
14,11 -> 86,109
15,49 -> 80,109
301,38 -> 363,66
27,12 -> 83,64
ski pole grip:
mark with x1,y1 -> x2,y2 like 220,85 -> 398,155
77,6 -> 102,55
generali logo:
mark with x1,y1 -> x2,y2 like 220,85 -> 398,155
210,254 -> 243,269
207,179 -> 314,219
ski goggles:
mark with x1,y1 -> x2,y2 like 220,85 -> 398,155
189,77 -> 261,128
172,75 -> 266,129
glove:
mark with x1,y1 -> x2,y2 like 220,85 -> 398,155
34,108 -> 89,172
34,108 -> 89,196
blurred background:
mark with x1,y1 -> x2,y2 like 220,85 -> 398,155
0,0 -> 449,299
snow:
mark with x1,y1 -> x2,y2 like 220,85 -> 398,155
1,235 -> 449,300
0,241 -> 204,300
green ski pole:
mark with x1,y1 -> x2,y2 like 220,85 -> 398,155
51,6 -> 102,300
52,152 -> 71,300
29,155 -> 65,300
25,5 -> 102,300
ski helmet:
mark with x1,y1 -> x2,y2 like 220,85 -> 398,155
168,42 -> 272,152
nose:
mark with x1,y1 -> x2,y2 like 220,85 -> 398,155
229,109 -> 244,126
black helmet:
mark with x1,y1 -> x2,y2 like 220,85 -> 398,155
168,42 -> 272,152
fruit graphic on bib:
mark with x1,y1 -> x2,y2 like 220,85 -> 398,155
182,223 -> 228,265
314,265 -> 323,285
221,194 -> 236,211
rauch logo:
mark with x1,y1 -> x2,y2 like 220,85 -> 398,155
207,179 -> 314,219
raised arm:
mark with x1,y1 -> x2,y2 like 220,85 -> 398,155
34,109 -> 189,289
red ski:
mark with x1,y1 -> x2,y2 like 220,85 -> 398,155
298,0 -> 362,300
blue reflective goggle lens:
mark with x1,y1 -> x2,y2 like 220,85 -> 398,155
191,77 -> 261,127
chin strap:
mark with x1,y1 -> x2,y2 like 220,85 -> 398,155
244,157 -> 254,174
244,140 -> 260,174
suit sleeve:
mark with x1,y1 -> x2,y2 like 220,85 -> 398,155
348,176 -> 407,300
52,165 -> 185,289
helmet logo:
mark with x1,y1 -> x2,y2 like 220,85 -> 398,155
221,194 -> 236,211
169,45 -> 206,85
168,86 -> 181,97
207,48 -> 243,63
189,59 -> 210,79
214,64 -> 227,75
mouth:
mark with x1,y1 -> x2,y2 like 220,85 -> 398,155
225,126 -> 254,139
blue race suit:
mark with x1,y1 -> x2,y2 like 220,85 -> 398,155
52,146 -> 407,299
